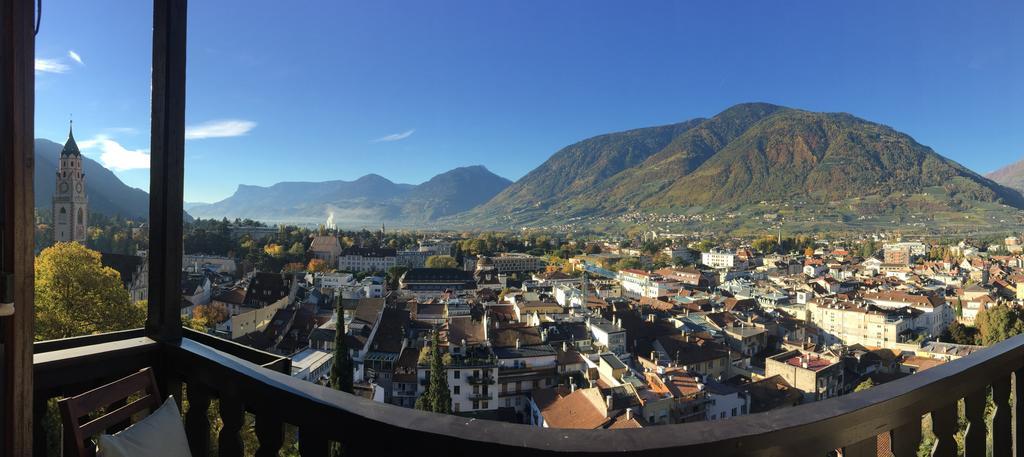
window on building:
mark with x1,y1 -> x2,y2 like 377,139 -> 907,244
454,370 -> 460,379
472,401 -> 479,410
453,385 -> 460,395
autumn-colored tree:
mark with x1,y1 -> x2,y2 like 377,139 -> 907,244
35,242 -> 146,340
190,303 -> 230,330
282,262 -> 306,273
307,258 -> 331,273
263,243 -> 285,257
425,255 -> 458,269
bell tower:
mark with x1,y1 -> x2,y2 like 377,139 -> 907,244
52,121 -> 88,243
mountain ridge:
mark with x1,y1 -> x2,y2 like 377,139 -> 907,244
986,157 -> 1024,193
187,165 -> 512,226
457,102 -> 1024,227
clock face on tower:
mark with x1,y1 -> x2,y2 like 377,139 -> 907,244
76,183 -> 82,194
59,182 -> 69,193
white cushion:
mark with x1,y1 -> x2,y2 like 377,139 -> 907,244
96,395 -> 193,457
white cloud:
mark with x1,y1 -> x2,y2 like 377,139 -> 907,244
68,50 -> 84,65
35,58 -> 69,74
78,135 -> 151,171
185,119 -> 256,140
105,127 -> 139,135
372,129 -> 415,143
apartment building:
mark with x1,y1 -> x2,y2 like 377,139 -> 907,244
807,299 -> 928,348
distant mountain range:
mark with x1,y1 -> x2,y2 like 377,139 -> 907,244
986,158 -> 1024,193
37,103 -> 1024,231
35,139 -> 150,220
187,165 -> 512,226
459,103 -> 1024,227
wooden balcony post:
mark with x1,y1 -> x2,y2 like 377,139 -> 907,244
963,389 -> 987,457
146,0 -> 187,344
930,402 -> 958,457
1015,368 -> 1024,457
0,0 -> 36,455
993,376 -> 1012,456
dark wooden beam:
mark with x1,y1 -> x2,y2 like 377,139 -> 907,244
0,0 -> 36,455
146,0 -> 187,344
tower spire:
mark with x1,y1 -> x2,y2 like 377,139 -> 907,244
61,118 -> 81,156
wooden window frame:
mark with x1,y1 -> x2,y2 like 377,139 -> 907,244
0,0 -> 188,454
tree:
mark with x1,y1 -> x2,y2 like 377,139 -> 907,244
975,305 -> 1024,346
329,306 -> 354,393
751,236 -> 777,254
415,331 -> 451,414
854,378 -> 875,392
35,242 -> 146,340
263,243 -> 285,257
693,240 -> 716,253
307,258 -> 331,273
611,257 -> 642,271
386,266 -> 409,289
425,255 -> 458,269
282,262 -> 306,274
328,302 -> 353,457
940,321 -> 978,345
651,253 -> 673,269
190,303 -> 229,331
287,241 -> 306,257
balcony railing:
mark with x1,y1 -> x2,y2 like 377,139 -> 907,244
467,392 -> 493,402
32,329 -> 1024,456
467,374 -> 496,385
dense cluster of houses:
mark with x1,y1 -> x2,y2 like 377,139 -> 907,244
167,233 -> 1024,429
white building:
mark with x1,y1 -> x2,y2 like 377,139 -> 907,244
290,348 -> 334,383
183,255 -> 237,275
310,272 -> 355,289
663,246 -> 694,263
478,253 -> 546,274
589,317 -> 627,356
705,381 -> 750,421
617,269 -> 672,299
338,247 -> 397,272
807,299 -> 935,348
702,250 -> 741,269
553,284 -> 583,308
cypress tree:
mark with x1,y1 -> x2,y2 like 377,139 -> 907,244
328,302 -> 354,457
329,302 -> 354,394
428,331 -> 452,413
415,331 -> 451,413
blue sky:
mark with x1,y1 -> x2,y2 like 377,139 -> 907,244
35,1 -> 1024,203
